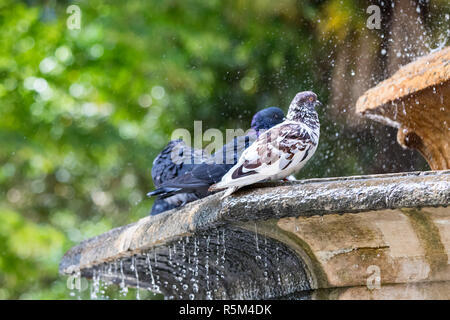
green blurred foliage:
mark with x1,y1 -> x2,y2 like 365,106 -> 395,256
0,208 -> 67,299
0,0 -> 446,299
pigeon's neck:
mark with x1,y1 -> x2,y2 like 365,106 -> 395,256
287,107 -> 319,130
250,126 -> 273,138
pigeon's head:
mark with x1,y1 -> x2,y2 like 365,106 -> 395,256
287,91 -> 321,121
251,107 -> 285,131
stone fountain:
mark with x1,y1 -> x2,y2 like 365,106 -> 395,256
60,47 -> 450,300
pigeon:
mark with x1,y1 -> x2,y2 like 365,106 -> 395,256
151,139 -> 211,188
209,91 -> 321,198
149,139 -> 212,215
150,198 -> 177,215
148,107 -> 285,214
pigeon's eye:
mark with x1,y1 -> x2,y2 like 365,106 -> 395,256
308,97 -> 314,102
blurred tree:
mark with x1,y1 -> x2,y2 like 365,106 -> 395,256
0,0 -> 447,299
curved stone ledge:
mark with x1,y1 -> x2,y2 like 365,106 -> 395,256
284,281 -> 450,300
355,47 -> 450,169
59,170 -> 450,299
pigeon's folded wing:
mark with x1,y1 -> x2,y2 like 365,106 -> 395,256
211,131 -> 257,165
210,123 -> 315,189
152,139 -> 211,187
149,162 -> 231,199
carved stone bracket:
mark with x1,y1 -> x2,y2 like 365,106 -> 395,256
356,47 -> 450,170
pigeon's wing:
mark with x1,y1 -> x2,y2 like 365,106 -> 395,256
189,162 -> 232,185
150,162 -> 231,197
212,131 -> 257,165
151,139 -> 211,187
210,123 -> 314,189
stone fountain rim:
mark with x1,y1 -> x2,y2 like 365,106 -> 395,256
59,170 -> 450,276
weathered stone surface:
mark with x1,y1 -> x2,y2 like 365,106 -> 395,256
356,46 -> 450,169
276,207 -> 450,288
84,226 -> 311,299
285,281 -> 450,300
60,170 -> 450,299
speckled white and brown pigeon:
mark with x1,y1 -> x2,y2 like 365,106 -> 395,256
209,91 -> 321,198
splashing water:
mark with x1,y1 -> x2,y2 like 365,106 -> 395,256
146,252 -> 158,292
132,256 -> 140,300
254,223 -> 261,261
205,235 -> 212,300
119,259 -> 128,296
90,269 -> 100,299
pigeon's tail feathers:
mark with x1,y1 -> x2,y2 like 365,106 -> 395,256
220,186 -> 240,199
208,184 -> 239,198
208,183 -> 225,192
208,172 -> 241,191
150,198 -> 176,216
147,187 -> 182,199
208,161 -> 265,192
209,175 -> 265,192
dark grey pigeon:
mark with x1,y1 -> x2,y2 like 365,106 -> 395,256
149,139 -> 210,215
151,139 -> 210,188
148,107 -> 285,214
